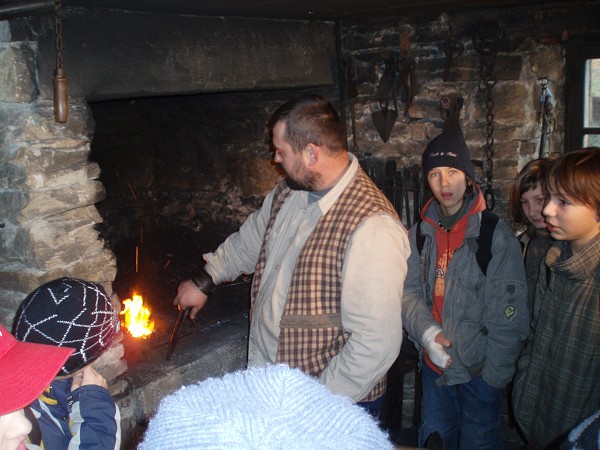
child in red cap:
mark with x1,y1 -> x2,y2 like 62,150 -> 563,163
0,324 -> 73,450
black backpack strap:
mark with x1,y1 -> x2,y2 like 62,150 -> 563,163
476,210 -> 500,276
417,211 -> 499,277
416,218 -> 425,256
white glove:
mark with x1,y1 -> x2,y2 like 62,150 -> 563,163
422,325 -> 451,369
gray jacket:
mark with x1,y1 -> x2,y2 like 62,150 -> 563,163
402,198 -> 530,388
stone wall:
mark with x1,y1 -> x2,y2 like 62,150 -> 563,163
0,17 -> 126,377
336,3 -> 600,219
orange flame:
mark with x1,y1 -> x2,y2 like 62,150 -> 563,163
120,293 -> 155,338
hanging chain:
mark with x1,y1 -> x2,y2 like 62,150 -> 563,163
473,20 -> 502,211
53,0 -> 68,123
55,0 -> 64,69
478,55 -> 496,210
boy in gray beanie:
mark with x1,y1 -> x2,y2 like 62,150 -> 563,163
402,130 -> 529,449
13,277 -> 121,450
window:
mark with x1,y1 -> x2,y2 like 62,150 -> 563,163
583,58 -> 600,146
566,41 -> 600,151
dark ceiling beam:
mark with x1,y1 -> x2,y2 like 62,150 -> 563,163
0,0 -> 53,20
61,0 -> 570,22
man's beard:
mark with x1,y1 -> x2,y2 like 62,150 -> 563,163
285,172 -> 318,191
285,175 -> 312,191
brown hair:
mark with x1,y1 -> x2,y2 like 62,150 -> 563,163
547,147 -> 600,212
267,94 -> 345,154
509,158 -> 554,229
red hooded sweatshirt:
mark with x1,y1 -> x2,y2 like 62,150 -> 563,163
422,189 -> 487,374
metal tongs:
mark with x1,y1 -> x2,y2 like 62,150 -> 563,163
166,305 -> 190,361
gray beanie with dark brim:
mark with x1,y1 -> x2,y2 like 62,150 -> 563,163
138,365 -> 393,450
422,129 -> 475,179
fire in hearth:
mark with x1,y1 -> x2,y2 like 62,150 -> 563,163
120,294 -> 155,338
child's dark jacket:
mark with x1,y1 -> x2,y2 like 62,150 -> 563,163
28,378 -> 120,450
402,188 -> 530,388
513,234 -> 600,448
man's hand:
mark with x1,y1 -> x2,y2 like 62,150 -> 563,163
172,279 -> 209,320
71,366 -> 108,391
422,325 -> 453,369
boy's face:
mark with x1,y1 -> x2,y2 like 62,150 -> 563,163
0,409 -> 31,450
521,184 -> 547,230
543,185 -> 600,253
427,166 -> 468,216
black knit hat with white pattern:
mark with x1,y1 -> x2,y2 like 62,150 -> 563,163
13,277 -> 119,376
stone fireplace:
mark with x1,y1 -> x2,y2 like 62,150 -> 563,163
2,0 -> 599,447
0,6 -> 337,446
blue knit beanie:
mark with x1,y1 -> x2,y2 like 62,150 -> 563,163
422,129 -> 475,179
138,365 -> 393,450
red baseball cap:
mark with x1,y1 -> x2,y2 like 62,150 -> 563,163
0,324 -> 74,415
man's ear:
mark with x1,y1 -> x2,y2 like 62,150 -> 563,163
305,144 -> 319,166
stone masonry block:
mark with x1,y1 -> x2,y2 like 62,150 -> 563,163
11,144 -> 92,176
24,207 -> 105,270
473,81 -> 535,126
0,103 -> 94,145
19,180 -> 105,221
0,43 -> 38,103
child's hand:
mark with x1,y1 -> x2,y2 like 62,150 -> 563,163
71,366 -> 108,391
422,325 -> 453,369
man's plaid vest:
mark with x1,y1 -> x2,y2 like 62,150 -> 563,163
251,167 -> 399,402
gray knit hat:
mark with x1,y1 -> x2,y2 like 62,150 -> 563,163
422,129 -> 475,179
13,277 -> 119,376
139,365 -> 393,450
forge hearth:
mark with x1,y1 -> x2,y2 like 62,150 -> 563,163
108,220 -> 251,365
115,310 -> 249,448
113,279 -> 251,448
86,91 -> 281,447
119,278 -> 251,365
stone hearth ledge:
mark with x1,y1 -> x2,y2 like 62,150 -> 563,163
113,311 -> 249,448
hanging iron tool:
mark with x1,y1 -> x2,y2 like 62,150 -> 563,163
341,57 -> 359,151
537,77 -> 554,159
397,32 -> 416,117
473,20 -> 504,211
166,305 -> 190,360
440,94 -> 464,132
443,37 -> 465,82
372,56 -> 400,143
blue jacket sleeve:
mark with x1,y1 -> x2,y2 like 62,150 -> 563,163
401,223 -> 438,347
481,220 -> 530,388
69,385 -> 121,450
